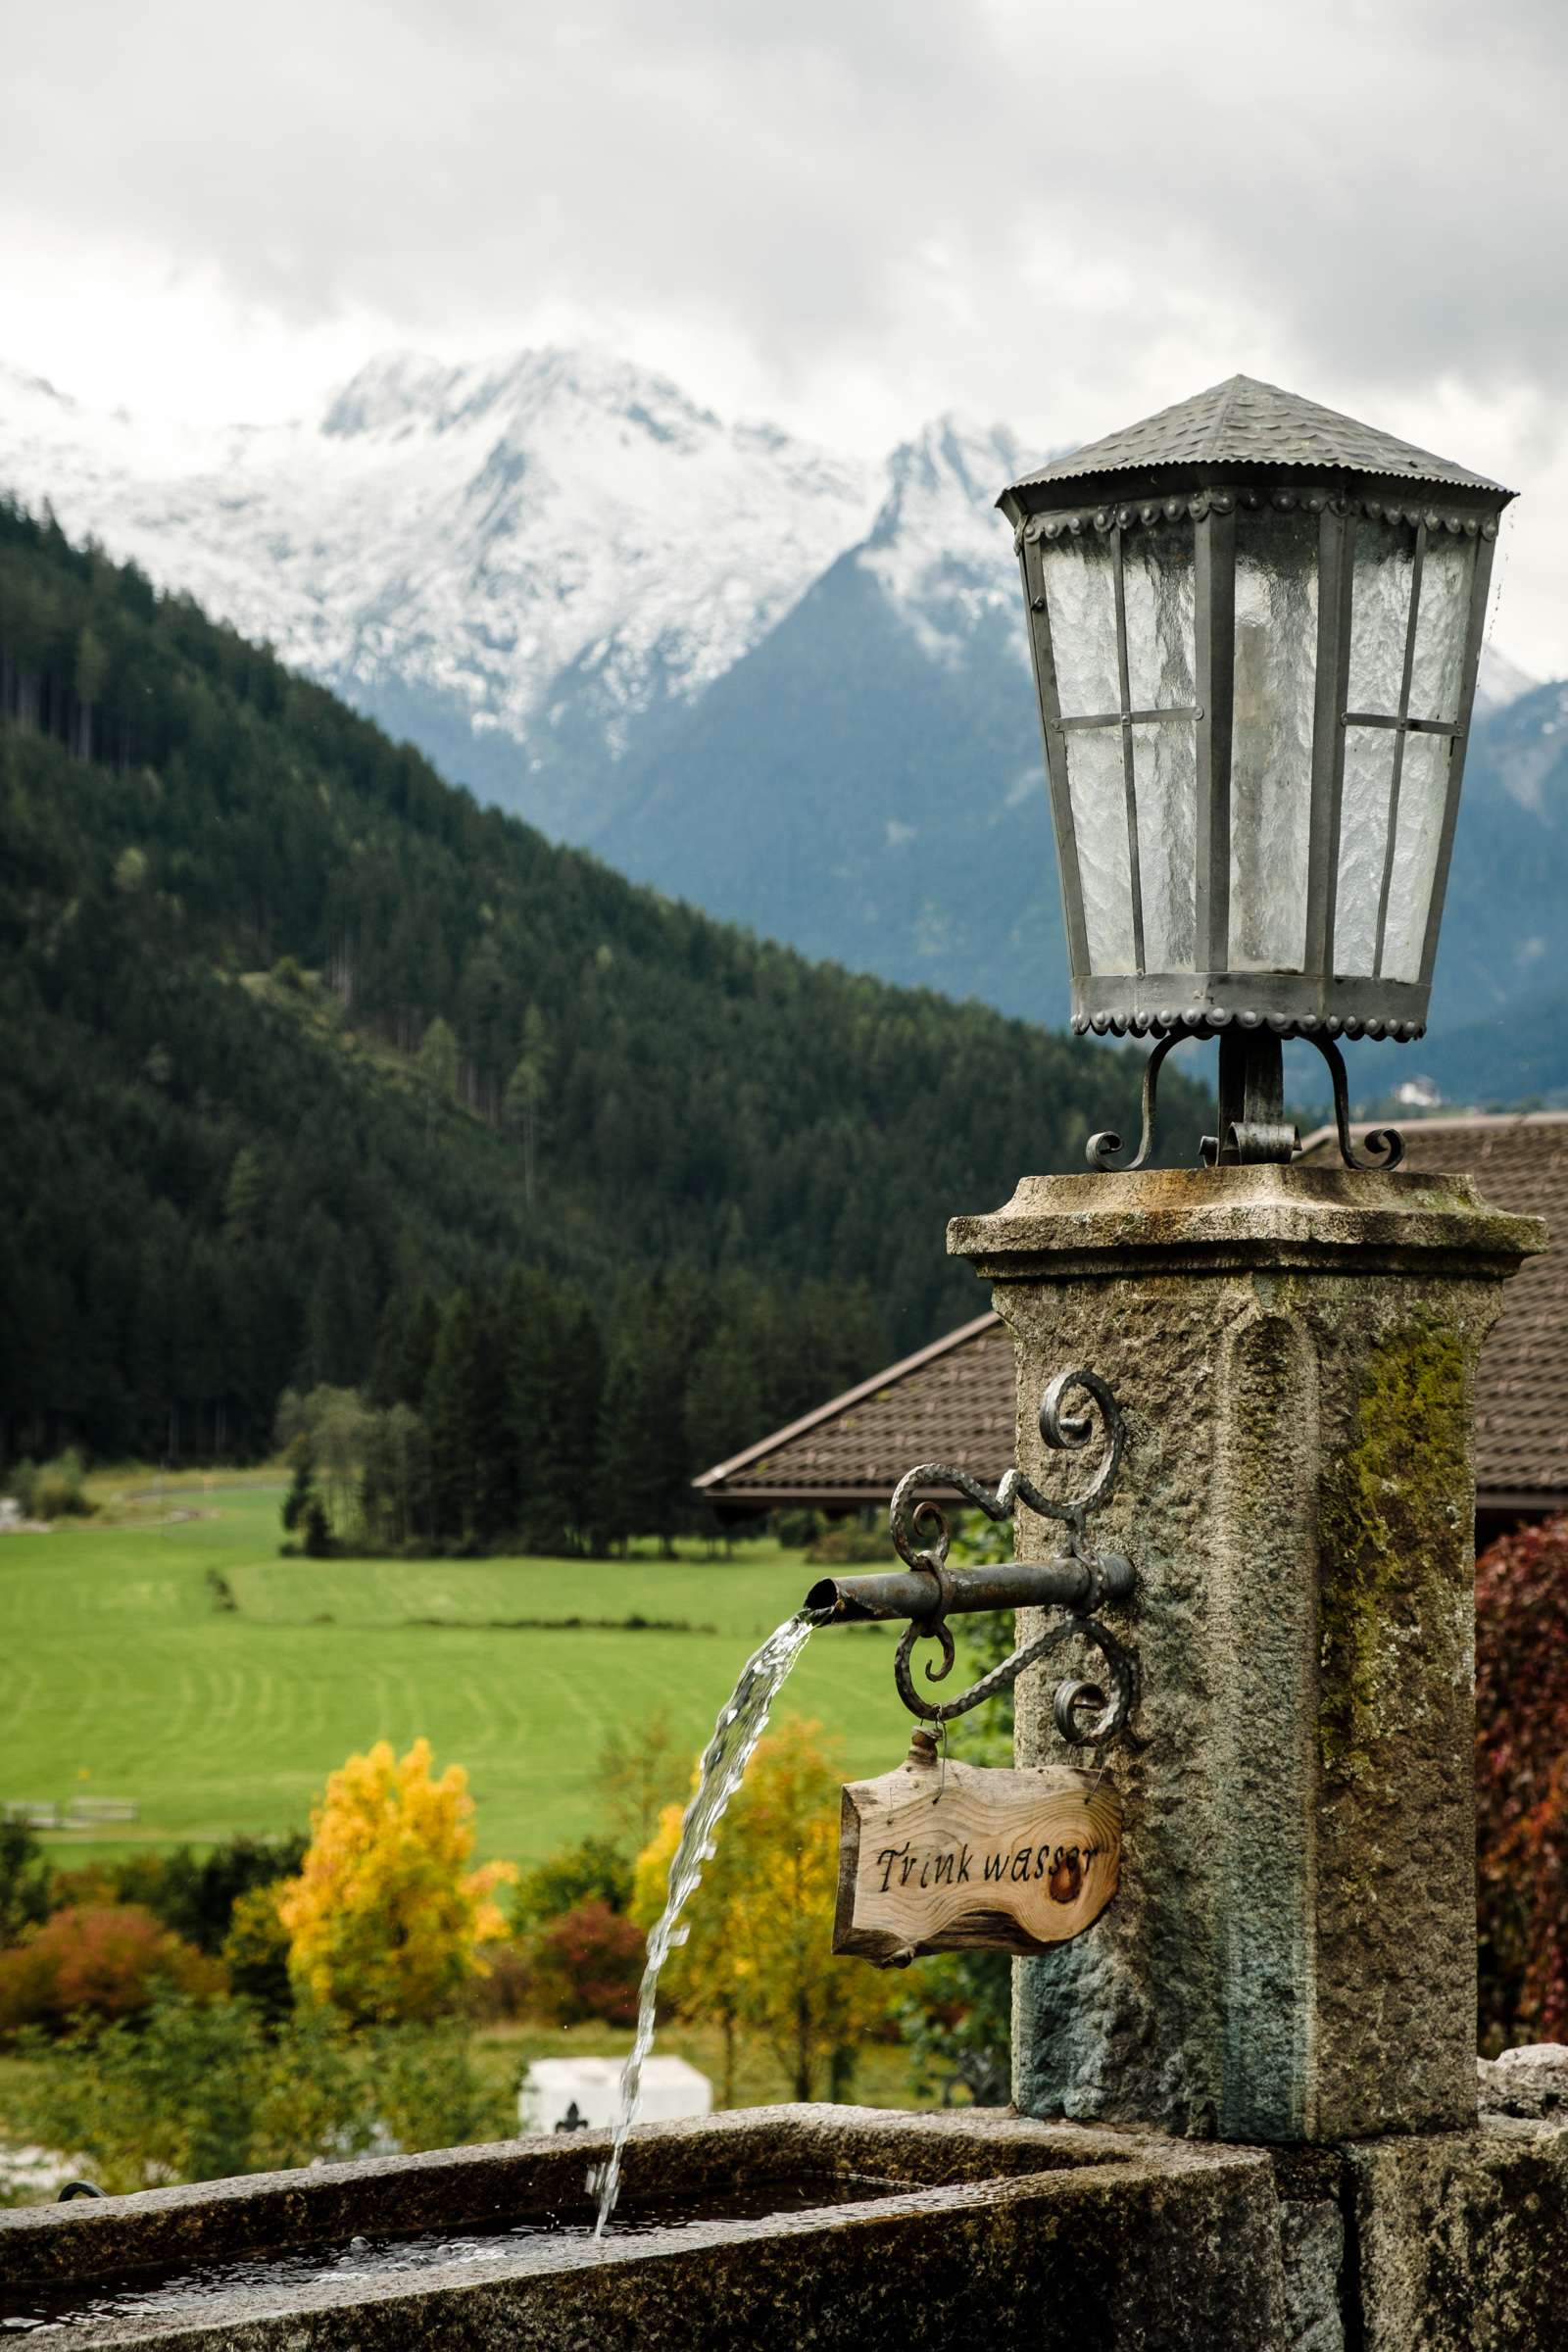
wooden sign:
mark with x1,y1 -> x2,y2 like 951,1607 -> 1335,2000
834,1740 -> 1121,1965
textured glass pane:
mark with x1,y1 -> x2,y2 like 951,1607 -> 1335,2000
1409,536 -> 1476,722
1230,512 -> 1315,971
1381,732 -> 1452,982
1335,727 -> 1397,975
1133,723 -> 1198,969
1042,537 -> 1120,717
1067,727 -> 1136,973
1123,521 -> 1197,710
1348,518 -> 1415,713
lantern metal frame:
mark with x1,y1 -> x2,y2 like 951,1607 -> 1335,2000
997,377 -> 1514,1170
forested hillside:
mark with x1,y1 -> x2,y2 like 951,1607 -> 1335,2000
0,499 -> 1201,1496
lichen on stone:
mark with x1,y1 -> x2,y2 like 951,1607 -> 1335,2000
1317,1320 -> 1467,1787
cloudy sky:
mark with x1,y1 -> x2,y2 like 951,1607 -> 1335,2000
4,0 -> 1565,669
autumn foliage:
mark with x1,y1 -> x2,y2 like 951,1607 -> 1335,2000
525,1898 -> 645,2028
0,1903 -> 219,2033
1477,1513 -> 1568,2049
275,1738 -> 514,2025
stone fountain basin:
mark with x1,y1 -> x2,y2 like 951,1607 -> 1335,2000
0,2104 -> 1282,2348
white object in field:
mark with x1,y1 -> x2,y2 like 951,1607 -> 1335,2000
518,2055 -> 711,2137
0,2145 -> 78,2198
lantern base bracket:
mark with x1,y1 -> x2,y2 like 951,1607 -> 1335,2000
1087,1026 -> 1405,1175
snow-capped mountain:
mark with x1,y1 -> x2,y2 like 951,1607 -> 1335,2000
858,416 -> 1028,658
605,412 -> 1064,1011
0,350 -> 1538,834
0,348 -> 881,836
0,347 -> 1553,1061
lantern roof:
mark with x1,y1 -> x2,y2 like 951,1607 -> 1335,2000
1004,374 -> 1513,501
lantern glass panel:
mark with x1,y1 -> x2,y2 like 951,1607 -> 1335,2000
1123,518 -> 1199,970
1230,511 -> 1316,971
1066,726 -> 1137,971
1382,731 -> 1453,982
1348,519 -> 1414,711
1411,536 -> 1477,721
1133,726 -> 1199,967
1042,537 -> 1119,716
1335,727 -> 1397,974
1123,520 -> 1197,709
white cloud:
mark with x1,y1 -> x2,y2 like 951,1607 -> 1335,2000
2,0 -> 1566,669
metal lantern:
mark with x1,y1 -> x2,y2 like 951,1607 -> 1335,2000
997,375 -> 1514,1169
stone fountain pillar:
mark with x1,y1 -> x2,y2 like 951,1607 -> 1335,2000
951,1163 -> 1542,2145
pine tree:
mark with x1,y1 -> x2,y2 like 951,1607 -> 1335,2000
223,1147 -> 268,1247
384,1290 -> 441,1413
684,1326 -> 763,1481
502,1006 -> 551,1207
500,1266 -> 566,1550
423,1291 -> 509,1545
416,1015 -> 461,1103
557,1304 -> 605,1553
596,1280 -> 695,1554
304,1244 -> 374,1392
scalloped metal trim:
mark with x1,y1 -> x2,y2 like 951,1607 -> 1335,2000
1069,1007 -> 1426,1043
1018,491 -> 1497,551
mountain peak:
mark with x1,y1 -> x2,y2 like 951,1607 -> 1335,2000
319,349 -> 466,438
869,415 -> 1024,543
318,344 -> 727,452
858,416 -> 1024,636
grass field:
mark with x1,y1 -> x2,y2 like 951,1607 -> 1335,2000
0,1489 -> 910,1865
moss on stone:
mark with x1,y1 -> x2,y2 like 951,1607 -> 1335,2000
1318,1322 -> 1467,1786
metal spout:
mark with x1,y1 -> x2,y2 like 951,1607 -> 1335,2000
805,1552 -> 1134,1625
824,1364 -> 1141,1740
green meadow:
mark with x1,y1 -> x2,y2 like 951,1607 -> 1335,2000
0,1488 -> 909,1866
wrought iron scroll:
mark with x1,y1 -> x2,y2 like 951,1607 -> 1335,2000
1086,1029 -> 1182,1172
887,1368 -> 1139,1748
1086,1025 -> 1405,1174
1307,1032 -> 1405,1171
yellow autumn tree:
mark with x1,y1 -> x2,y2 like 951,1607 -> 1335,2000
276,1738 -> 514,2025
633,1717 -> 892,2101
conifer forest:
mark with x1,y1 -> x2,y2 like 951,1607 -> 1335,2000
0,498 -> 1204,1542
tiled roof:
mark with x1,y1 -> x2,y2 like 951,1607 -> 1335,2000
697,1114 -> 1568,1514
1004,375 -> 1511,498
693,1310 -> 1015,1508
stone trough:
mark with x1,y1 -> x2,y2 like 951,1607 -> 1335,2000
7,2088 -> 1568,2349
0,2106 -> 1289,2349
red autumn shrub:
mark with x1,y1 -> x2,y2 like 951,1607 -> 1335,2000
0,1904 -> 220,2034
1476,1514 -> 1568,2050
525,1899 -> 644,2029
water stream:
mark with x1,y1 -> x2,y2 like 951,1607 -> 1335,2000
593,1607 -> 824,2236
